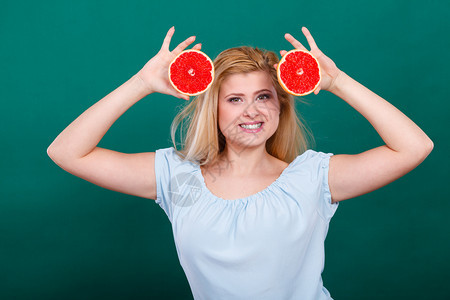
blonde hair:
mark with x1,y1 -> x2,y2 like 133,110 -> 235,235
170,46 -> 314,165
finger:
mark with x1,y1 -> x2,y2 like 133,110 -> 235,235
172,36 -> 196,56
161,26 -> 175,51
284,33 -> 307,51
314,87 -> 321,95
192,43 -> 202,50
280,50 -> 288,57
273,63 -> 278,69
302,27 -> 319,50
173,92 -> 189,101
175,90 -> 190,100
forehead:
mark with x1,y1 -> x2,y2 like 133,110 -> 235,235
219,71 -> 274,96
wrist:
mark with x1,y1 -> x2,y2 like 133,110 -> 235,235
328,70 -> 347,95
133,73 -> 153,96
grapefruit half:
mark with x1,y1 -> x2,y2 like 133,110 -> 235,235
168,49 -> 215,96
277,49 -> 321,96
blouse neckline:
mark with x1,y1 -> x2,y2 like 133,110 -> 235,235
196,155 -> 301,203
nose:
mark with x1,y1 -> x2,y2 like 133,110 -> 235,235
243,102 -> 260,118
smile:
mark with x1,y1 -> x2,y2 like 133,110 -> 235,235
239,122 -> 263,129
239,122 -> 264,132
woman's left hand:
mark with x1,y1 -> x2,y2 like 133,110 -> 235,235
275,27 -> 342,95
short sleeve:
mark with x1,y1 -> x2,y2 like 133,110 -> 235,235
316,151 -> 338,222
295,150 -> 338,222
154,147 -> 199,223
154,147 -> 184,222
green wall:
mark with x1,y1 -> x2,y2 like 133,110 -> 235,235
1,0 -> 448,299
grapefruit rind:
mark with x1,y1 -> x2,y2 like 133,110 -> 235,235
168,49 -> 215,96
277,49 -> 321,96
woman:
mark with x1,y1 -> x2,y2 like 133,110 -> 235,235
47,26 -> 433,299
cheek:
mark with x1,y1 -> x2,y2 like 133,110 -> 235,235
262,101 -> 281,121
217,104 -> 236,132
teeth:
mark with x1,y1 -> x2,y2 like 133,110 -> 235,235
240,122 -> 262,129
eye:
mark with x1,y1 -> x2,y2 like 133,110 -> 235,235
227,93 -> 271,103
227,97 -> 241,103
257,93 -> 271,101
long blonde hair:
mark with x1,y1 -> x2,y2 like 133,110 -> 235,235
170,46 -> 314,165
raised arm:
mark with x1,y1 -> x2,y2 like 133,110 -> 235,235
277,27 -> 433,203
47,26 -> 201,199
326,71 -> 433,202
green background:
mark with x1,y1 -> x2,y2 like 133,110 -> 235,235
1,0 -> 449,299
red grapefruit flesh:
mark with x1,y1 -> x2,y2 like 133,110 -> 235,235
277,49 -> 321,96
168,49 -> 215,96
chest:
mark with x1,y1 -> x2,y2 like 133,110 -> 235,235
200,166 -> 287,200
172,185 -> 322,258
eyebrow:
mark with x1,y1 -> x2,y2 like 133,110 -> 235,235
224,89 -> 273,98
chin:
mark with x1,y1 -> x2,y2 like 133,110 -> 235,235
225,138 -> 268,152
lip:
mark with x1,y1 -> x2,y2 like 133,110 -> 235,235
239,122 -> 264,133
239,121 -> 264,125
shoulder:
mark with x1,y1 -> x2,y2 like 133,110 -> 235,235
287,149 -> 338,220
156,146 -> 182,160
155,147 -> 200,172
270,156 -> 289,173
279,149 -> 334,183
294,149 -> 334,166
155,147 -> 192,164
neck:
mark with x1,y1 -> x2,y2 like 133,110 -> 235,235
214,144 -> 273,176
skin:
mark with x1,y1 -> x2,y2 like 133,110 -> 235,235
47,26 -> 433,203
279,27 -> 433,203
212,71 -> 282,176
196,71 -> 288,200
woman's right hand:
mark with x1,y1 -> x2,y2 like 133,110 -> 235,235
135,26 -> 202,100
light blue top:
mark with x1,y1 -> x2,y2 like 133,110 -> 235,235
154,147 -> 339,300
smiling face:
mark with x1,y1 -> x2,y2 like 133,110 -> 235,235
217,70 -> 281,153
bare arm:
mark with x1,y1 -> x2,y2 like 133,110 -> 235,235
327,71 -> 433,202
47,75 -> 158,199
278,27 -> 433,203
47,75 -> 148,161
47,26 -> 201,199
